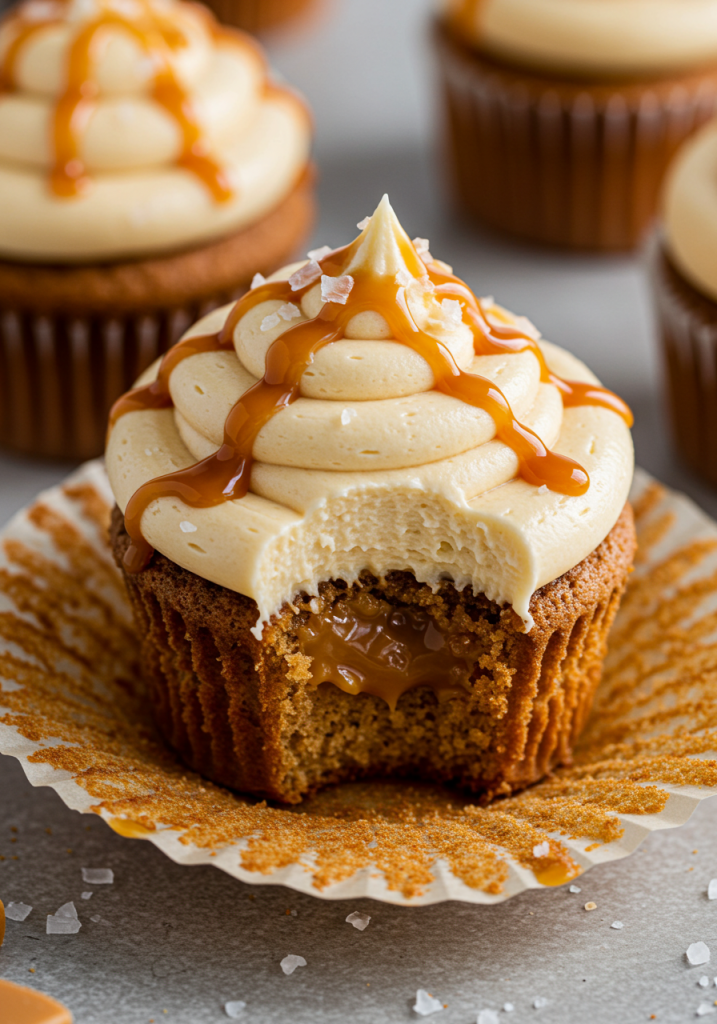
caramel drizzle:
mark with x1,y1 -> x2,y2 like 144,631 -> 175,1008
0,0 -> 233,200
109,236 -> 633,575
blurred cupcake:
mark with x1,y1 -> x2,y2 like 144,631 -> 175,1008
0,0 -> 313,460
651,118 -> 717,485
434,0 -> 717,251
198,0 -> 323,36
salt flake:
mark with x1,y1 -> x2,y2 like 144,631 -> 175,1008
179,521 -> 197,534
307,245 -> 333,261
47,902 -> 81,935
5,902 -> 32,922
533,997 -> 548,1009
697,1004 -> 716,1017
321,274 -> 354,305
81,868 -> 113,884
224,1001 -> 247,1019
700,977 -> 711,988
538,485 -> 548,495
289,260 -> 322,292
395,268 -> 413,288
689,943 -> 712,967
532,842 -> 550,859
340,408 -> 357,426
250,272 -> 266,290
503,1005 -> 515,1013
346,911 -> 370,931
413,989 -> 443,1016
412,237 -> 430,256
90,914 -> 102,923
611,921 -> 624,930
569,885 -> 581,894
280,955 -> 307,976
260,312 -> 281,332
477,1010 -> 499,1024
278,303 -> 301,322
708,879 -> 717,900
81,892 -> 92,900
357,216 -> 371,230
441,298 -> 463,328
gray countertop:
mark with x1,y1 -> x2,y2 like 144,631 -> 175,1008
3,1 -> 717,1021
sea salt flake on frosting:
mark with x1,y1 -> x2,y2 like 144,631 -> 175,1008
340,408 -> 357,426
224,1001 -> 247,1019
261,313 -> 281,332
441,298 -> 463,328
346,911 -> 371,931
281,954 -> 307,975
532,841 -> 550,858
180,521 -> 197,533
5,902 -> 32,922
688,943 -> 711,966
412,237 -> 433,263
251,273 -> 266,290
395,268 -> 413,288
307,245 -> 333,261
289,260 -> 322,291
321,274 -> 354,305
278,303 -> 301,322
413,990 -> 444,1016
357,216 -> 371,230
81,868 -> 114,884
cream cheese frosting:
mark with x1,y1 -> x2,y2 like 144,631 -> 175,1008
663,118 -> 717,302
444,0 -> 717,77
106,197 -> 634,637
0,0 -> 311,262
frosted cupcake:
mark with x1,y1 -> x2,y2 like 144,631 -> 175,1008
106,196 -> 635,803
651,118 -> 717,484
434,0 -> 717,251
199,0 -> 323,35
0,0 -> 313,460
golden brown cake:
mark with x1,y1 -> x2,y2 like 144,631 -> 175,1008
434,0 -> 717,251
0,0 -> 313,460
105,197 -> 636,803
199,0 -> 322,35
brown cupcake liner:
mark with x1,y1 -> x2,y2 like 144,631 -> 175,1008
0,173 -> 315,461
110,504 -> 635,804
649,236 -> 717,486
199,0 -> 320,33
433,20 -> 717,251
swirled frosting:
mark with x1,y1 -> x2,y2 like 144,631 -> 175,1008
0,0 -> 311,262
444,0 -> 717,76
106,197 -> 634,636
663,118 -> 717,302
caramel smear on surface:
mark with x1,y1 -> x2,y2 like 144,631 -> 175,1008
0,979 -> 73,1024
2,473 -> 717,899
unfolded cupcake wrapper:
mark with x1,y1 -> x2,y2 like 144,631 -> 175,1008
201,0 -> 319,33
0,292 -> 243,462
650,236 -> 717,486
433,21 -> 717,251
1,461 -> 717,905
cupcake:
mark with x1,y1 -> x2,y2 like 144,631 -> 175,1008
106,196 -> 636,804
198,0 -> 322,36
434,0 -> 717,251
0,0 -> 313,461
651,118 -> 717,485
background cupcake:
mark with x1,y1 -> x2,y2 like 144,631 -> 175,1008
0,0 -> 314,461
651,118 -> 717,486
434,0 -> 717,251
198,0 -> 324,36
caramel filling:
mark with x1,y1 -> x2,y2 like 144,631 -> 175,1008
298,593 -> 474,711
110,229 -> 632,576
0,978 -> 73,1024
0,0 -> 241,200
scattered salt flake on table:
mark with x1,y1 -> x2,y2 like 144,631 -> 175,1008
477,1010 -> 499,1024
47,902 -> 81,935
697,1003 -> 716,1016
260,312 -> 281,332
357,216 -> 371,230
413,989 -> 443,1016
81,892 -> 92,900
611,922 -> 624,930
307,245 -> 333,261
346,911 -> 371,931
280,955 -> 307,976
250,272 -> 266,290
321,274 -> 354,305
90,915 -> 102,923
179,521 -> 197,534
340,408 -> 357,426
569,885 -> 581,894
81,868 -> 113,884
278,303 -> 301,322
289,260 -> 322,291
584,902 -> 597,911
503,1005 -> 515,1013
532,842 -> 550,859
708,880 -> 717,900
533,997 -> 548,1009
5,902 -> 32,922
224,1001 -> 246,1019
700,977 -> 711,988
688,943 -> 712,966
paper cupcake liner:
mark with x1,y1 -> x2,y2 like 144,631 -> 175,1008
200,0 -> 320,33
0,293 -> 241,462
649,235 -> 717,486
433,21 -> 717,251
1,462 -> 717,905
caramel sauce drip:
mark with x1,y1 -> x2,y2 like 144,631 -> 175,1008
0,0 -> 234,200
298,592 -> 474,711
110,233 -> 633,576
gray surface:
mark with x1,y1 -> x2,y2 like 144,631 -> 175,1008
4,0 -> 717,1020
